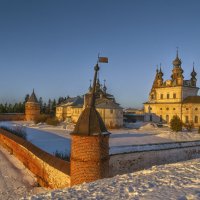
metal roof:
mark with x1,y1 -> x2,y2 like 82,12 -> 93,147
27,90 -> 38,103
183,96 -> 200,104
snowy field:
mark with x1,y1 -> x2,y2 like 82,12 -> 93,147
0,146 -> 48,199
1,121 -> 200,156
24,158 -> 200,200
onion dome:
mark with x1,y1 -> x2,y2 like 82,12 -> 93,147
103,80 -> 107,93
88,80 -> 92,92
173,50 -> 182,67
191,63 -> 197,77
158,65 -> 163,77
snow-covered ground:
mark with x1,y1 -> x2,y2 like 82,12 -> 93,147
1,121 -> 200,199
0,146 -> 48,199
24,158 -> 200,200
0,121 -> 71,156
1,121 -> 200,156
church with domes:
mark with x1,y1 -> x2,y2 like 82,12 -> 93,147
144,50 -> 200,126
56,79 -> 123,129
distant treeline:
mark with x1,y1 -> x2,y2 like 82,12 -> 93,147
0,95 -> 67,114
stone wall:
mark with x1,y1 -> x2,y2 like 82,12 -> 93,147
0,129 -> 70,188
0,113 -> 25,121
109,142 -> 200,177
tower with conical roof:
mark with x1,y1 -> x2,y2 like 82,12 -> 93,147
70,62 -> 110,186
25,89 -> 40,121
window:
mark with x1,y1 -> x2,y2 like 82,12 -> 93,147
195,116 -> 198,124
195,108 -> 198,111
160,108 -> 162,110
160,115 -> 162,122
160,94 -> 163,99
173,93 -> 176,99
173,108 -> 176,110
110,109 -> 113,114
166,115 -> 169,123
151,94 -> 154,100
167,94 -> 170,99
166,108 -> 169,111
186,108 -> 189,111
185,116 -> 189,123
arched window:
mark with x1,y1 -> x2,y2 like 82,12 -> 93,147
195,116 -> 198,124
173,93 -> 176,99
166,115 -> 169,123
185,116 -> 189,123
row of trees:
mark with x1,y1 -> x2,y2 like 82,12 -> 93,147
0,95 -> 67,115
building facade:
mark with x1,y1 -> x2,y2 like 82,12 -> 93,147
56,79 -> 123,128
144,51 -> 200,126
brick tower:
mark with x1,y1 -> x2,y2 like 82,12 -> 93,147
70,62 -> 110,186
25,89 -> 40,121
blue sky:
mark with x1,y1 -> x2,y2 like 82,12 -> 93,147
0,0 -> 200,108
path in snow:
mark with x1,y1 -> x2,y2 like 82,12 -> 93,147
0,146 -> 47,199
25,158 -> 200,200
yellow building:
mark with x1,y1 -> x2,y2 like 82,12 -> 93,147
56,79 -> 123,128
144,51 -> 200,126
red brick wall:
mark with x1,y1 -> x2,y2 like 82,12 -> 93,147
70,134 -> 109,186
25,102 -> 40,121
0,114 -> 25,121
0,129 -> 70,188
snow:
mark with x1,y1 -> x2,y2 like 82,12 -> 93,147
0,121 -> 71,156
0,146 -> 48,199
24,158 -> 200,200
1,121 -> 200,199
110,122 -> 200,147
1,121 -> 200,156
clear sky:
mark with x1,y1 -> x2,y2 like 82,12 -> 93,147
0,0 -> 200,108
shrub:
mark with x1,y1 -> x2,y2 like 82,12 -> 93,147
53,150 -> 70,161
184,121 -> 194,132
46,117 -> 59,126
170,115 -> 182,132
34,114 -> 48,124
0,125 -> 27,140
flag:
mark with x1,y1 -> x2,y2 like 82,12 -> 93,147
98,57 -> 108,63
